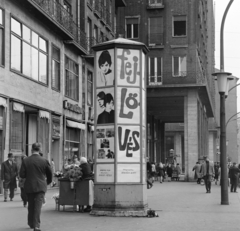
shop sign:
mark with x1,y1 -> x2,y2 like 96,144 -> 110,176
63,100 -> 82,114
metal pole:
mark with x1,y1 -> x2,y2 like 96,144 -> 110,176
220,92 -> 229,205
220,0 -> 234,71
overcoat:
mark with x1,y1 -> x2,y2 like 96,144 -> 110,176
192,164 -> 202,179
1,160 -> 18,189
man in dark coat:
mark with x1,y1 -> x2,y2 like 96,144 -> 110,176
229,162 -> 240,193
20,143 -> 52,231
1,153 -> 18,202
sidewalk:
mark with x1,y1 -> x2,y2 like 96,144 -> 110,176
0,181 -> 240,231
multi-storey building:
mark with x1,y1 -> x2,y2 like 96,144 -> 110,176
0,0 -> 126,193
116,0 -> 216,180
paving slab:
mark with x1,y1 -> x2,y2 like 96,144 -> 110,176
0,181 -> 239,231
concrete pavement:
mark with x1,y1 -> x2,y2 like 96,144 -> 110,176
0,181 -> 240,231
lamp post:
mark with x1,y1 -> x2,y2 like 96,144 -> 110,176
212,0 -> 235,205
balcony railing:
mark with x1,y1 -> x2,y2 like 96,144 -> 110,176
106,9 -> 112,29
31,0 -> 87,51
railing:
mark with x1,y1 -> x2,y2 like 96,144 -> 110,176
31,0 -> 87,51
106,8 -> 112,28
86,37 -> 98,54
99,3 -> 107,22
87,0 -> 94,8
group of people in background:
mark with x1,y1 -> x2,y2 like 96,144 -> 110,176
192,157 -> 240,193
147,160 -> 182,188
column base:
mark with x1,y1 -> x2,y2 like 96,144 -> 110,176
90,208 -> 148,217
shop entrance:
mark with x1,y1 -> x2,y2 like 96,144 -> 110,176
25,106 -> 38,156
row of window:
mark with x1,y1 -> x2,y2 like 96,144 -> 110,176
148,56 -> 187,85
126,15 -> 187,42
0,12 -> 91,102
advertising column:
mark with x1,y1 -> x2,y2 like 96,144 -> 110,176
92,38 -> 148,216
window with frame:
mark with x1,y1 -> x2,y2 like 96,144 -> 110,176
65,56 -> 79,101
149,0 -> 162,5
63,1 -> 71,13
149,17 -> 163,45
65,127 -> 80,159
148,57 -> 162,85
173,16 -> 187,37
11,17 -> 48,84
52,45 -> 60,91
172,56 -> 187,77
87,70 -> 93,106
0,8 -> 4,66
126,18 -> 139,39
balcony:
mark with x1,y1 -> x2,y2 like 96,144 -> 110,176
146,0 -> 164,9
148,33 -> 164,47
27,0 -> 88,54
106,9 -> 113,31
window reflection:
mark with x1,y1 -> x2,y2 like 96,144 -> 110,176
11,35 -> 21,71
39,37 -> 47,52
11,18 -> 21,36
39,53 -> 47,84
23,42 -> 31,76
31,47 -> 38,81
32,31 -> 38,48
0,9 -> 2,25
23,25 -> 31,43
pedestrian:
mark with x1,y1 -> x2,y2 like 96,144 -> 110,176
1,153 -> 18,202
200,157 -> 214,193
228,162 -> 240,193
20,142 -> 52,231
192,162 -> 202,184
18,155 -> 28,207
147,159 -> 153,189
176,163 -> 181,181
51,158 -> 57,187
166,163 -> 173,182
151,162 -> 156,182
79,157 -> 94,212
214,162 -> 220,185
157,162 -> 165,183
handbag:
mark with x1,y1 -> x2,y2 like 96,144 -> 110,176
200,179 -> 204,185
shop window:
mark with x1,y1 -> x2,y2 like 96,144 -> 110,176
0,8 -> 4,66
126,17 -> 139,39
52,45 -> 60,91
148,57 -> 162,85
11,109 -> 24,151
87,70 -> 93,106
65,127 -> 80,160
10,17 -> 48,84
172,56 -> 187,77
173,16 -> 187,37
65,55 -> 79,101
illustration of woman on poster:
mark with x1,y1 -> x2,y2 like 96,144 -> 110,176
97,50 -> 114,86
97,93 -> 114,124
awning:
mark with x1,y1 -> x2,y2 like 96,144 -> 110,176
13,102 -> 24,112
0,97 -> 7,107
39,110 -> 50,120
66,120 -> 85,130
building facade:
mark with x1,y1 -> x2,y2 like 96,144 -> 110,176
0,0 -> 126,193
116,0 -> 216,180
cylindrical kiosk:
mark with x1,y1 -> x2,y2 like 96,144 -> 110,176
91,38 -> 149,216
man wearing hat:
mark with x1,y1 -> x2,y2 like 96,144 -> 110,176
1,153 -> 18,202
228,162 -> 240,193
200,157 -> 215,193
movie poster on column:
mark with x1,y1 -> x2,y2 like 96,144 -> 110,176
117,125 -> 140,162
116,48 -> 140,87
96,125 -> 115,162
96,88 -> 114,125
142,89 -> 146,126
117,87 -> 140,124
96,49 -> 115,87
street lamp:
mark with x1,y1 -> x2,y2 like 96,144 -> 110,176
213,72 -> 232,205
212,0 -> 235,206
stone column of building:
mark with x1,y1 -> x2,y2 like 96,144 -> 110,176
184,90 -> 198,181
175,133 -> 182,167
208,132 -> 215,161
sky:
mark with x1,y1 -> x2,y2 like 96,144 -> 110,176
214,0 -> 240,111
